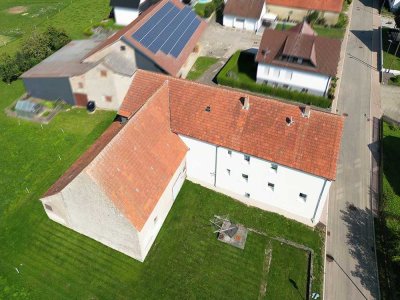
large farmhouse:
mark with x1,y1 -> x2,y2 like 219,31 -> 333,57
21,0 -> 206,110
41,70 -> 344,261
256,22 -> 341,96
266,0 -> 343,25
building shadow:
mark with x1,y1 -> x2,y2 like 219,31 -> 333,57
350,29 -> 375,52
340,203 -> 379,299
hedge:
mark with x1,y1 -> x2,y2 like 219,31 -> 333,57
216,52 -> 332,109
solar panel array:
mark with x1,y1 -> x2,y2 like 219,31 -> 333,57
132,1 -> 201,58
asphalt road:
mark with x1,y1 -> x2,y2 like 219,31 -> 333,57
324,0 -> 381,299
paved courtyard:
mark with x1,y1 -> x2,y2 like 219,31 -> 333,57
199,18 -> 262,59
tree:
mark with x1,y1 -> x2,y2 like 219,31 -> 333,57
0,54 -> 19,84
45,26 -> 71,51
306,11 -> 320,25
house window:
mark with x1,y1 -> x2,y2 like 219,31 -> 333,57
244,155 -> 250,162
301,88 -> 309,93
271,163 -> 278,172
242,174 -> 248,182
228,150 -> 232,156
268,182 -> 275,191
78,82 -> 84,89
154,216 -> 158,225
299,193 -> 308,202
120,45 -> 126,51
100,70 -> 107,77
227,169 -> 231,175
44,204 -> 53,211
282,84 -> 289,89
245,193 -> 250,198
105,96 -> 112,102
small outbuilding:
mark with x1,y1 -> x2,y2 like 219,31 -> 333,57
223,0 -> 266,31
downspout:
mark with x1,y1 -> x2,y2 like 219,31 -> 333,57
311,179 -> 327,223
214,146 -> 219,187
323,76 -> 331,97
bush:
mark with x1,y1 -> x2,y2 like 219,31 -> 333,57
306,11 -> 320,24
216,54 -> 331,109
389,75 -> 400,86
195,2 -> 215,18
335,13 -> 348,28
0,27 -> 71,84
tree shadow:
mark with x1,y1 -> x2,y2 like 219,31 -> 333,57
340,203 -> 379,299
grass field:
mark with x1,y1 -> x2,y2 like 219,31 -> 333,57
376,121 -> 400,299
186,56 -> 218,80
0,80 -> 323,298
0,0 -> 110,54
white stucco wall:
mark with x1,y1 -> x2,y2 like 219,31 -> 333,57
114,7 -> 139,26
180,135 -> 331,225
40,173 -> 143,261
223,15 -> 259,31
137,158 -> 187,260
256,63 -> 331,96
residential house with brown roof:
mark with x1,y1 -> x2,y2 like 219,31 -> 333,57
266,0 -> 343,25
41,70 -> 344,261
255,22 -> 341,96
21,0 -> 206,110
223,0 -> 267,31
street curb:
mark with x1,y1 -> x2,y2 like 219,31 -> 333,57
331,2 -> 354,114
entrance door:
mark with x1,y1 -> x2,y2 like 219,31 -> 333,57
74,93 -> 88,107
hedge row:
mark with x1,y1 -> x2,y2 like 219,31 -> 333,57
216,53 -> 332,109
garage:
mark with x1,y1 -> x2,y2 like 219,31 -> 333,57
223,0 -> 266,31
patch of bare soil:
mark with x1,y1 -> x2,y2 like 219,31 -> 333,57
7,6 -> 28,14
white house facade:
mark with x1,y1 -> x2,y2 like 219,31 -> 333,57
223,0 -> 266,31
255,22 -> 341,97
256,63 -> 331,96
180,135 -> 330,225
114,6 -> 140,26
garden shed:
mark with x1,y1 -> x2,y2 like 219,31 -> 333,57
15,100 -> 42,119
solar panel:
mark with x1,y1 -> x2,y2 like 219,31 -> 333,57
141,6 -> 180,51
147,7 -> 192,53
132,2 -> 174,42
170,18 -> 200,57
160,12 -> 194,54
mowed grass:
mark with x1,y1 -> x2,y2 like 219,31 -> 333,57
376,121 -> 400,299
0,0 -> 110,54
186,56 -> 218,80
382,28 -> 400,70
274,23 -> 344,39
0,79 -> 322,298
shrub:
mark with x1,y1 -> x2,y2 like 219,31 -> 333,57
0,27 -> 71,84
334,13 -> 348,28
195,2 -> 215,18
306,11 -> 320,24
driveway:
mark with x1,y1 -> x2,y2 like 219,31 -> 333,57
199,18 -> 262,59
381,84 -> 400,122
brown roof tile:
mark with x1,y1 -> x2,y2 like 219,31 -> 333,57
224,0 -> 265,19
256,23 -> 341,76
267,0 -> 343,13
120,70 -> 344,181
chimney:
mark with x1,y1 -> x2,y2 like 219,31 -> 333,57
301,105 -> 311,118
240,96 -> 250,110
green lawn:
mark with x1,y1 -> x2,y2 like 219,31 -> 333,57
382,28 -> 400,70
216,51 -> 332,108
275,23 -> 344,39
186,56 -> 219,80
0,0 -> 110,55
376,121 -> 400,299
0,79 -> 323,298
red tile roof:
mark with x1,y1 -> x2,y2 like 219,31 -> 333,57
120,70 -> 344,181
267,0 -> 343,13
87,83 -> 187,230
85,0 -> 207,76
44,83 -> 187,231
256,23 -> 341,76
224,0 -> 265,19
